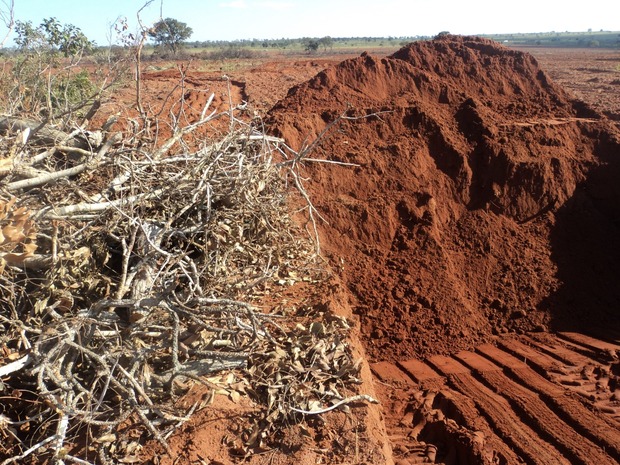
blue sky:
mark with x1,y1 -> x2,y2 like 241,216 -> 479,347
5,0 -> 619,46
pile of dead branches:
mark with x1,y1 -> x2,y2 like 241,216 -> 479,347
0,99 -> 373,465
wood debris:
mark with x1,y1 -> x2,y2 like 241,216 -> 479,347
0,86 -> 370,464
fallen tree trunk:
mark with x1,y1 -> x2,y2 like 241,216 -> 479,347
0,116 -> 94,149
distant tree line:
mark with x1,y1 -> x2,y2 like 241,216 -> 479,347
480,30 -> 620,48
3,14 -> 619,61
185,35 -> 426,51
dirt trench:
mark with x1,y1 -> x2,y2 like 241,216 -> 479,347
267,35 -> 620,464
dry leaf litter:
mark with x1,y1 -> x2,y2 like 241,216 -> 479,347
0,100 -> 375,464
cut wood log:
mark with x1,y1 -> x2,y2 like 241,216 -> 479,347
6,133 -> 121,192
0,116 -> 95,149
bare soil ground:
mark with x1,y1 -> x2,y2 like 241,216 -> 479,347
520,46 -> 620,126
95,39 -> 620,464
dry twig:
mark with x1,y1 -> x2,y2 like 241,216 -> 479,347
0,73 -> 371,465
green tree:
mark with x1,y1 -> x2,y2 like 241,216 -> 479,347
148,18 -> 193,55
15,17 -> 93,57
318,36 -> 333,52
11,18 -> 95,116
303,39 -> 319,53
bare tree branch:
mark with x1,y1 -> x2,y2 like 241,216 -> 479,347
0,0 -> 14,48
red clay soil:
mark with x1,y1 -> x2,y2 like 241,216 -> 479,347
519,46 -> 620,126
133,39 -> 620,465
371,331 -> 620,464
267,35 -> 620,362
92,59 -> 341,144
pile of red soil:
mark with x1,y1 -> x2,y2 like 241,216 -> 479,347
267,35 -> 620,361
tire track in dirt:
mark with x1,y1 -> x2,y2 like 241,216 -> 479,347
371,363 -> 447,464
455,350 -> 614,464
430,389 -> 521,464
427,354 -> 571,465
519,334 -> 595,367
558,331 -> 620,355
372,332 -> 620,465
479,340 -> 620,459
373,361 -> 514,464
496,336 -> 620,425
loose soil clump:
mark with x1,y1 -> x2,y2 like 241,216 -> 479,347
267,35 -> 620,361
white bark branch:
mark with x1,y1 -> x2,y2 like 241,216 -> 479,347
0,353 -> 31,377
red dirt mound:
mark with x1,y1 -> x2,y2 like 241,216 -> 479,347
267,35 -> 620,361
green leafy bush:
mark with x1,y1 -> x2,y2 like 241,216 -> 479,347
1,17 -> 98,118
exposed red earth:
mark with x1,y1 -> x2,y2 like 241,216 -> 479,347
268,36 -> 620,361
523,46 -> 620,127
103,37 -> 620,464
266,35 -> 620,464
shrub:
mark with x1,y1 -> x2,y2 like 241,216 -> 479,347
196,46 -> 258,60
